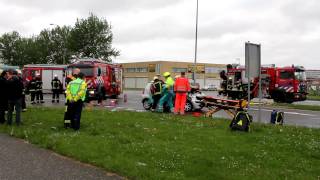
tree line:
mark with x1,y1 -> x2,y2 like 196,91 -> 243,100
0,14 -> 120,66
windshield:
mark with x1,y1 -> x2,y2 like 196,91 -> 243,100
294,71 -> 306,81
68,67 -> 94,76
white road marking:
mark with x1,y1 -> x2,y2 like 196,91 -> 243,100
250,108 -> 318,117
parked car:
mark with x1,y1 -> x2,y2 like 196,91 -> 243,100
202,84 -> 218,91
141,82 -> 204,112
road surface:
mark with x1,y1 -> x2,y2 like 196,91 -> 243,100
0,134 -> 122,180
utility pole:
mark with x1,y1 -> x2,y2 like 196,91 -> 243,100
193,0 -> 199,84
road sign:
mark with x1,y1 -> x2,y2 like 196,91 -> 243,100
245,43 -> 261,78
245,42 -> 262,122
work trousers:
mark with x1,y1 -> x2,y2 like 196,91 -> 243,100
21,94 -> 26,110
36,90 -> 44,102
65,100 -> 83,130
174,92 -> 187,114
0,100 -> 7,123
158,91 -> 174,111
52,90 -> 60,102
97,85 -> 104,104
30,91 -> 36,103
152,94 -> 162,110
7,98 -> 22,125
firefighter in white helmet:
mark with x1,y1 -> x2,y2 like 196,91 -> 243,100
51,74 -> 62,103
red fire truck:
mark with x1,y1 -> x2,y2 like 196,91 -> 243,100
219,64 -> 307,103
22,64 -> 67,93
67,59 -> 123,100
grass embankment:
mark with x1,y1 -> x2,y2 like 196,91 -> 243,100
0,107 -> 319,179
273,103 -> 320,111
307,95 -> 320,101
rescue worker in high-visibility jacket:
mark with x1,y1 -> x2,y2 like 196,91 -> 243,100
151,76 -> 162,111
65,72 -> 87,130
158,72 -> 175,112
174,72 -> 191,115
51,74 -> 62,103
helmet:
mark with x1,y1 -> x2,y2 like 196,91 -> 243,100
163,72 -> 171,77
17,69 -> 22,74
54,74 -> 58,77
153,76 -> 159,80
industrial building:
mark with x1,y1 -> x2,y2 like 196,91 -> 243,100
121,61 -> 226,89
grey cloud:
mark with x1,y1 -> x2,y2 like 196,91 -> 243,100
2,0 -> 184,14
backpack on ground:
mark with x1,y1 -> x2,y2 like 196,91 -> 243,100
270,110 -> 284,125
229,111 -> 252,132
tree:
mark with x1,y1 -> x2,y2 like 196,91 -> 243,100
0,31 -> 22,65
69,13 -> 120,62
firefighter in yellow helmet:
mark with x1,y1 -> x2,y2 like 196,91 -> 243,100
64,72 -> 87,130
157,72 -> 175,112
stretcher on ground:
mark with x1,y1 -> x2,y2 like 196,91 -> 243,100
196,96 -> 248,119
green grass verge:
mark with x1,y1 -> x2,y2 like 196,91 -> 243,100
273,103 -> 320,111
1,107 -> 319,179
307,95 -> 320,101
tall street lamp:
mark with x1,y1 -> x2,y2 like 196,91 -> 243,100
50,23 -> 67,65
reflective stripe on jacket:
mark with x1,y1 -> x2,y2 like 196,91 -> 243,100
152,81 -> 162,95
174,77 -> 190,93
66,78 -> 87,102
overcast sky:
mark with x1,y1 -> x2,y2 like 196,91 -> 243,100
0,0 -> 319,68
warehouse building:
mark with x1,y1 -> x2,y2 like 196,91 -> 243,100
121,61 -> 226,89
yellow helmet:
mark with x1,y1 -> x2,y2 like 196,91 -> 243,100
163,72 -> 171,77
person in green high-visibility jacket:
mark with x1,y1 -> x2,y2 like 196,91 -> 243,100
157,72 -> 175,112
64,72 -> 87,130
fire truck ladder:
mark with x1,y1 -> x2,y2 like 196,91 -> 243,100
198,96 -> 248,119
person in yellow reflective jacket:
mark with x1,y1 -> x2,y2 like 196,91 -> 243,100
157,72 -> 175,112
64,72 -> 87,130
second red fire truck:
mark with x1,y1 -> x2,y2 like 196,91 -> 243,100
219,64 -> 307,103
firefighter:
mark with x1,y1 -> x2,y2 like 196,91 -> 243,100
28,76 -> 38,104
17,70 -> 27,112
158,72 -> 175,112
35,74 -> 44,103
65,72 -> 87,130
51,74 -> 62,103
151,76 -> 162,111
174,72 -> 191,115
0,70 -> 8,123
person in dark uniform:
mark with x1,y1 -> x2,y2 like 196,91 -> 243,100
17,70 -> 27,112
51,74 -> 62,103
0,70 -> 8,124
35,74 -> 44,103
7,70 -> 24,125
28,76 -> 37,104
151,76 -> 163,111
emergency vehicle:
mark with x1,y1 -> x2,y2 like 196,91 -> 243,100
0,65 -> 20,72
67,59 -> 123,100
219,64 -> 307,103
22,64 -> 67,93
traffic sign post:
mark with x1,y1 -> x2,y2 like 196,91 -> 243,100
245,42 -> 262,122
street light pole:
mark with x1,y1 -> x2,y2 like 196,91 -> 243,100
49,23 -> 66,65
193,0 -> 199,84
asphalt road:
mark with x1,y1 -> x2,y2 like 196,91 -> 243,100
31,90 -> 320,128
0,134 -> 122,180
